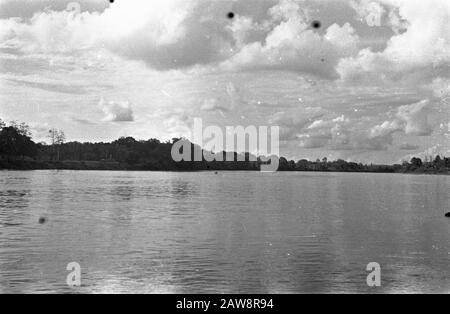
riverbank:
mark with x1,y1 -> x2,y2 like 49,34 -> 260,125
1,159 -> 449,174
2,121 -> 449,175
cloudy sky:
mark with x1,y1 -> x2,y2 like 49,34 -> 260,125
0,0 -> 448,163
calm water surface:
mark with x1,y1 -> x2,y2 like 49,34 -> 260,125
0,170 -> 449,293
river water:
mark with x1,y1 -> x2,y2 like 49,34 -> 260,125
0,171 -> 449,293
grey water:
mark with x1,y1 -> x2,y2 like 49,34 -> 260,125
0,170 -> 449,293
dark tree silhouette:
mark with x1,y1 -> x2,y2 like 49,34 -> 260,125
0,117 -> 449,174
0,126 -> 37,160
410,157 -> 423,168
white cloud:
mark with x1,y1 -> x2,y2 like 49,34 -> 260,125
429,77 -> 450,99
1,0 -> 447,83
221,9 -> 360,78
99,98 -> 134,122
163,113 -> 192,139
366,100 -> 432,145
294,99 -> 433,151
0,0 -> 360,77
365,99 -> 433,146
386,6 -> 408,34
350,0 -> 386,27
227,15 -> 268,49
201,98 -> 234,114
339,0 -> 450,82
28,121 -> 51,142
269,109 -> 325,141
396,100 -> 432,136
0,0 -> 108,19
369,120 -> 400,138
0,0 -> 215,66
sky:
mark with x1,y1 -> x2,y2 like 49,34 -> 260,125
0,0 -> 449,164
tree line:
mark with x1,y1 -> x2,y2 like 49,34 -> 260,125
1,118 -> 449,173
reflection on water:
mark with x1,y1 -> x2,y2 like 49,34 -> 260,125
0,171 -> 449,293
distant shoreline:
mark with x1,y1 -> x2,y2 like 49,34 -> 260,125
1,159 -> 449,175
2,120 -> 449,176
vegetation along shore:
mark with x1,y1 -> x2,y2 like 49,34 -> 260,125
1,119 -> 449,174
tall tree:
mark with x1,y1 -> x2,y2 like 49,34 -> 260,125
0,126 -> 37,160
48,129 -> 66,161
410,157 -> 423,168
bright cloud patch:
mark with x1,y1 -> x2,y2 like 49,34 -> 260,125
338,0 -> 450,82
99,98 -> 134,122
285,99 -> 434,151
0,0 -> 358,76
0,0 -> 448,81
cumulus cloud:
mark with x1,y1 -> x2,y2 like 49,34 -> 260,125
350,0 -> 386,27
269,109 -> 325,141
0,0 -> 109,19
162,112 -> 192,138
0,0 -> 236,69
299,116 -> 397,151
292,99 -> 433,151
1,0 -> 447,84
297,114 -> 381,151
365,100 -> 433,147
0,0 -> 360,77
339,0 -> 450,82
201,98 -> 233,114
396,100 -> 432,136
227,15 -> 268,49
99,98 -> 134,122
221,8 -> 360,78
429,77 -> 450,99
